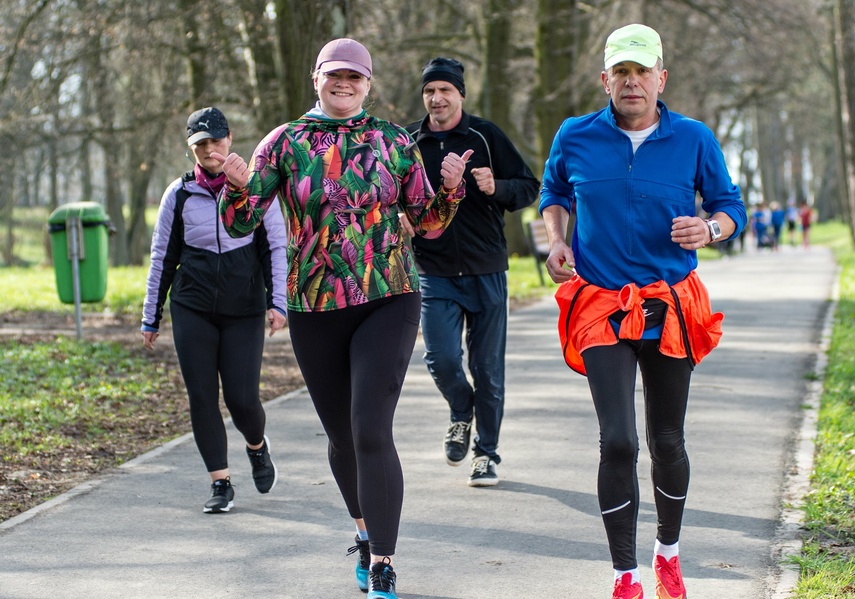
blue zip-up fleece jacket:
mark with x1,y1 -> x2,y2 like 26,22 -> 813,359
142,171 -> 288,330
539,101 -> 747,290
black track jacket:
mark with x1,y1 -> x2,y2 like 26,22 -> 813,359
405,112 -> 540,276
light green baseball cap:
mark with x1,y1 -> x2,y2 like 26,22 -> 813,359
604,24 -> 663,69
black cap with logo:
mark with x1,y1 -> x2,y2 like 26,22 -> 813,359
186,107 -> 229,146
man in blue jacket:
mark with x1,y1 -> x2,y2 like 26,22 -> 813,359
406,58 -> 540,487
539,24 -> 746,599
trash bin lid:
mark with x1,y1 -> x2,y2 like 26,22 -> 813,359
48,201 -> 108,225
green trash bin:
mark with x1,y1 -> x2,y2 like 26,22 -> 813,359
48,202 -> 110,304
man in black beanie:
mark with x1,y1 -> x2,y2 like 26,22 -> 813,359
406,57 -> 540,487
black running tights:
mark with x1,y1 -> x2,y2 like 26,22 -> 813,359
288,293 -> 421,557
170,302 -> 267,473
582,339 -> 692,571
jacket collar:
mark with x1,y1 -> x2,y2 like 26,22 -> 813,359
297,111 -> 374,132
603,100 -> 672,139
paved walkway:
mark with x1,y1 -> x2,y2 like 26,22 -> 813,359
0,245 -> 837,599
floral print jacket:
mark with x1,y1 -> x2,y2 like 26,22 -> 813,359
219,112 -> 464,312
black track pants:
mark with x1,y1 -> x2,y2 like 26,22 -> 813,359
583,339 -> 692,570
170,302 -> 266,473
288,293 -> 421,557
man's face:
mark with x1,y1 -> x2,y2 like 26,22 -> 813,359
422,80 -> 464,131
601,61 -> 668,129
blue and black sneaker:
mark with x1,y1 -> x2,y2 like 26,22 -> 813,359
347,535 -> 371,592
367,558 -> 397,599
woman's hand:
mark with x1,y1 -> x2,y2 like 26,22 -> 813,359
142,331 -> 158,350
211,152 -> 250,188
268,309 -> 286,337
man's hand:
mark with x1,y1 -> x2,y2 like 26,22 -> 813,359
471,167 -> 495,196
440,149 -> 475,190
211,152 -> 250,188
671,215 -> 710,250
545,241 -> 576,284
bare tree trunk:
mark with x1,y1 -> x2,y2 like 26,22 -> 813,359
754,104 -> 787,207
481,0 -> 528,255
126,134 -> 160,265
103,152 -> 128,266
815,149 -> 840,221
534,0 -> 578,177
48,139 -> 59,211
91,38 -> 128,266
180,0 -> 208,106
789,127 -> 809,208
480,0 -> 513,125
0,145 -> 15,265
79,78 -> 94,203
274,0 -> 349,123
833,0 -> 855,238
32,148 -> 45,208
238,0 -> 287,136
533,0 -> 582,247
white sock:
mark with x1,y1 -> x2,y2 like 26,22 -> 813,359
615,568 -> 640,584
654,539 -> 679,560
356,528 -> 369,541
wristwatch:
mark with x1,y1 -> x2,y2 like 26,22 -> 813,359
705,219 -> 722,243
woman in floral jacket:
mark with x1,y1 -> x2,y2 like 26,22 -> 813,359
215,39 -> 471,599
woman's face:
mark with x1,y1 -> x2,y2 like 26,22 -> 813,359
314,69 -> 370,119
189,134 -> 232,174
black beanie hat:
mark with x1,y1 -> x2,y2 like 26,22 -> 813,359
421,57 -> 466,97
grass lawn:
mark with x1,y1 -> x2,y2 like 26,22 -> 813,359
790,222 -> 855,597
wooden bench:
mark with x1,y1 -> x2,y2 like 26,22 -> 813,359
527,218 -> 550,286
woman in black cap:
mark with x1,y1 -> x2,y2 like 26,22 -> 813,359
141,107 -> 288,514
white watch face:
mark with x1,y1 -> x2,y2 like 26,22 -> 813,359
708,220 -> 722,240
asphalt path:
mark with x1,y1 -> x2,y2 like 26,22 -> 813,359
0,244 -> 836,599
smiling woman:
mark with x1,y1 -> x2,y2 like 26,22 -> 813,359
315,70 -> 371,119
312,37 -> 373,120
213,37 -> 475,599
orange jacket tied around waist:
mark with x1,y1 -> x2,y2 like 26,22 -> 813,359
555,271 -> 723,376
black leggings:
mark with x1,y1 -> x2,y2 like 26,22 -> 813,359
582,339 -> 692,571
288,293 -> 421,557
170,302 -> 267,473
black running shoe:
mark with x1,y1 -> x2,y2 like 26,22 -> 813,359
444,420 -> 471,466
203,478 -> 234,513
467,456 -> 499,487
246,434 -> 278,494
367,558 -> 397,599
347,535 -> 370,592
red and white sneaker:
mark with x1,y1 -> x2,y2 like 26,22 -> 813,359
653,554 -> 687,599
612,572 -> 644,599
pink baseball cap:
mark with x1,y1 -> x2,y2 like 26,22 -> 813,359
315,38 -> 372,78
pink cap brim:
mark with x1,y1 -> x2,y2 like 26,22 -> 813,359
318,60 -> 371,78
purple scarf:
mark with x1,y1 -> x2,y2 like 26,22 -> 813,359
194,163 -> 227,197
